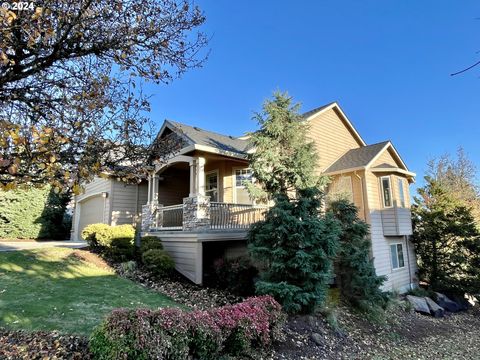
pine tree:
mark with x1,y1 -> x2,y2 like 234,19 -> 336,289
412,176 -> 480,298
329,200 -> 389,313
245,91 -> 325,201
248,188 -> 341,314
247,92 -> 341,314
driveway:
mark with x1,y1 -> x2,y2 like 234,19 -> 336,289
0,240 -> 88,252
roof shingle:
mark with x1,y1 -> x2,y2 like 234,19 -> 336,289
324,141 -> 390,173
167,120 -> 250,156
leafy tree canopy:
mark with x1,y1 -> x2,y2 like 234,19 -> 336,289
0,0 -> 207,193
412,176 -> 480,298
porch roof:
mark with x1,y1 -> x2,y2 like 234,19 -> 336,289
166,120 -> 251,156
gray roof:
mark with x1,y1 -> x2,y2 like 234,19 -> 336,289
301,102 -> 336,119
166,120 -> 250,156
324,141 -> 390,173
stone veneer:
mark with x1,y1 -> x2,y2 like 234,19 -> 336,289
141,204 -> 154,232
182,195 -> 211,231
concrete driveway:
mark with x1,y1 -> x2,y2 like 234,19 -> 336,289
0,240 -> 88,252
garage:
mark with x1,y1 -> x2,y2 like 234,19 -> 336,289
77,195 -> 105,240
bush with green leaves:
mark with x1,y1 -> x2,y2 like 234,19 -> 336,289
139,235 -> 163,254
81,223 -> 111,248
81,223 -> 135,260
142,248 -> 175,276
248,188 -> 341,314
211,256 -> 258,296
328,200 -> 390,317
0,185 -> 71,239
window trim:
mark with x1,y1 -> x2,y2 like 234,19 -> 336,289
390,242 -> 405,270
232,167 -> 253,204
205,169 -> 219,202
380,176 -> 393,208
397,177 -> 406,208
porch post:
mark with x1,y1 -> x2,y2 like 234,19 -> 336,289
152,174 -> 159,204
147,174 -> 152,204
189,159 -> 196,196
196,157 -> 206,196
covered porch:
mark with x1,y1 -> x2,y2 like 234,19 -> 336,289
141,153 -> 267,233
140,153 -> 267,285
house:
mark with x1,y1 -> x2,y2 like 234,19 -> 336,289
71,102 -> 417,292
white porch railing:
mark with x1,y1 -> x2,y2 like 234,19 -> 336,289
210,202 -> 268,229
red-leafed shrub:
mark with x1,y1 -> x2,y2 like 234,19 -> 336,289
89,296 -> 285,359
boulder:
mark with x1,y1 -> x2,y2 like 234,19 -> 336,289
448,294 -> 471,311
435,292 -> 461,313
310,332 -> 323,346
425,297 -> 444,318
406,295 -> 431,315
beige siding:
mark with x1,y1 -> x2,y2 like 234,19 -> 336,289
327,172 -> 366,221
371,148 -> 399,168
71,177 -> 112,240
364,171 -> 416,292
110,180 -> 141,226
307,108 -> 363,171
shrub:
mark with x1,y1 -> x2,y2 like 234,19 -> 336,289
141,248 -> 175,276
0,185 -> 71,239
328,200 -> 390,318
81,223 -> 135,251
211,256 -> 258,296
248,188 -> 341,314
81,223 -> 111,248
89,296 -> 285,360
109,237 -> 135,261
119,260 -> 137,276
139,235 -> 163,254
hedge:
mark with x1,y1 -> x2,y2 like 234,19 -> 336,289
89,296 -> 285,359
0,186 -> 71,239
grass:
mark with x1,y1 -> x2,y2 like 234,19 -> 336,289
0,248 -> 182,335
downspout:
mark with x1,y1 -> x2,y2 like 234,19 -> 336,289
354,171 -> 368,221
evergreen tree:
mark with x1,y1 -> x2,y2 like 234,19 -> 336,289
245,91 -> 325,201
247,92 -> 340,314
329,200 -> 389,313
412,176 -> 480,298
248,188 -> 341,314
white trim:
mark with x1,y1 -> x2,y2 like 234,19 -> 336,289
205,169 -> 219,202
390,242 -> 406,270
77,191 -> 107,204
193,144 -> 247,160
303,102 -> 367,146
370,167 -> 416,178
380,175 -> 393,208
232,166 -> 253,204
365,141 -> 410,173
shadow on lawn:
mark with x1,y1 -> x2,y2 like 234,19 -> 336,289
0,249 -> 179,335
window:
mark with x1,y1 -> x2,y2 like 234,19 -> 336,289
398,178 -> 406,207
205,171 -> 218,202
234,168 -> 253,204
329,176 -> 353,202
381,176 -> 392,207
390,243 -> 405,269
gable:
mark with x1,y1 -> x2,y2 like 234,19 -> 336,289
306,107 -> 365,171
370,145 -> 408,171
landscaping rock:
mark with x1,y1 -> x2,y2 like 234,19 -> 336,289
406,295 -> 431,315
425,297 -> 444,318
449,294 -> 471,311
435,292 -> 461,313
310,332 -> 323,346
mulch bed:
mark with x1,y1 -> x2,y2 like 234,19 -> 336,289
114,261 -> 243,309
0,329 -> 90,360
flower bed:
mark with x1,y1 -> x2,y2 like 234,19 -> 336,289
89,296 -> 286,359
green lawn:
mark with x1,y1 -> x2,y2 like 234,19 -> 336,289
0,248 -> 182,335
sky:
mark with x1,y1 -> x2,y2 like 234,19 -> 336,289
145,0 -> 480,193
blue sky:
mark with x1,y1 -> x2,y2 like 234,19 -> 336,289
146,0 -> 480,192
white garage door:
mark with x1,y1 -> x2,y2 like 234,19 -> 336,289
78,196 -> 105,240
